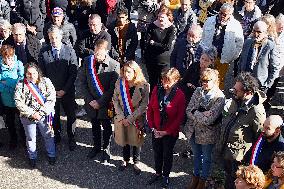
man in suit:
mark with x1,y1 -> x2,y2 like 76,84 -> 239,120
39,26 -> 78,151
3,23 -> 41,65
79,39 -> 119,162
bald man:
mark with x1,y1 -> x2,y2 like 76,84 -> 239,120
244,115 -> 284,173
238,21 -> 281,91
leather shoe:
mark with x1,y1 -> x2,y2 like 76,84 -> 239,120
161,176 -> 170,188
147,174 -> 162,185
118,161 -> 129,171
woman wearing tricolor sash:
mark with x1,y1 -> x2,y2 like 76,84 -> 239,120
14,63 -> 56,168
113,60 -> 150,174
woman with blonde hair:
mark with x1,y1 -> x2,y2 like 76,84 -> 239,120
264,152 -> 284,189
235,165 -> 265,189
261,14 -> 278,41
113,60 -> 150,174
186,68 -> 225,189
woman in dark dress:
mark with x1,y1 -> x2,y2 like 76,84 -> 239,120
143,5 -> 177,92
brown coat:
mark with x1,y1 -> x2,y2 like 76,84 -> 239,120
112,79 -> 150,147
185,87 -> 225,144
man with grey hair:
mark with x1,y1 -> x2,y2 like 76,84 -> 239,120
0,19 -> 12,46
238,20 -> 281,92
201,3 -> 244,90
39,26 -> 78,151
244,115 -> 284,173
3,22 -> 41,65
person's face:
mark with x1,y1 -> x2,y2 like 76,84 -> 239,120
88,18 -> 102,34
244,0 -> 255,11
276,20 -> 284,33
94,46 -> 107,62
26,67 -> 39,83
200,54 -> 213,70
271,158 -> 284,177
117,13 -> 128,27
219,8 -> 232,23
0,27 -> 11,40
158,13 -> 169,25
48,32 -> 62,48
12,29 -> 26,44
124,67 -> 135,82
232,82 -> 246,100
3,56 -> 14,66
187,30 -> 201,44
201,77 -> 215,91
162,77 -> 176,91
262,119 -> 280,139
52,15 -> 64,26
235,177 -> 251,189
181,0 -> 191,12
252,25 -> 267,42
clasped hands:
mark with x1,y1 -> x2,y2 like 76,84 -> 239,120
89,100 -> 100,109
153,129 -> 167,138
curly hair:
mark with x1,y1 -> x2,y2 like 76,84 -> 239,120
267,151 -> 284,179
0,45 -> 15,59
200,68 -> 220,87
158,5 -> 174,23
236,165 -> 265,189
161,67 -> 181,83
235,72 -> 259,93
122,60 -> 147,85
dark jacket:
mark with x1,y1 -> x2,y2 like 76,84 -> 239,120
170,39 -> 203,76
2,34 -> 42,65
173,8 -> 197,38
79,54 -> 120,119
238,38 -> 281,88
44,19 -> 77,47
38,44 -> 78,94
0,0 -> 10,21
76,28 -> 111,59
108,21 -> 138,62
15,0 -> 46,39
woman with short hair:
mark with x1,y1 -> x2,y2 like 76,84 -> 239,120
14,63 -> 56,168
113,60 -> 150,174
235,165 -> 265,189
264,152 -> 284,189
186,68 -> 225,189
147,68 -> 186,188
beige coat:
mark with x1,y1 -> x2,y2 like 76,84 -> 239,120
112,79 -> 150,147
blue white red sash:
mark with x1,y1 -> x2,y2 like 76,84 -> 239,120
24,79 -> 53,128
119,78 -> 138,129
250,133 -> 264,165
89,55 -> 104,97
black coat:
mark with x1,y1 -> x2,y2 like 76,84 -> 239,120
79,55 -> 120,119
76,28 -> 111,59
38,44 -> 78,94
2,34 -> 42,65
15,0 -> 46,39
108,21 -> 138,62
0,0 -> 10,21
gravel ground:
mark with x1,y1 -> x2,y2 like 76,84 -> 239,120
0,116 -> 193,189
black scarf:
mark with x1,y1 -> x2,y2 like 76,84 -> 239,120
157,84 -> 178,128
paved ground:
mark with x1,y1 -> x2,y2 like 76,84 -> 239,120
0,116 -> 193,189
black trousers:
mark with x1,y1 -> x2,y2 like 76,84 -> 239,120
152,134 -> 178,177
3,106 -> 25,143
146,63 -> 169,92
53,95 -> 76,139
224,159 -> 241,189
91,118 -> 112,153
123,144 -> 141,163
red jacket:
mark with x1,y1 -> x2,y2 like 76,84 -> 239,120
147,86 -> 186,137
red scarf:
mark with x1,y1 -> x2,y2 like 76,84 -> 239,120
106,0 -> 117,14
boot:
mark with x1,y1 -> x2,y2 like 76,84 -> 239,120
196,178 -> 206,189
187,175 -> 199,189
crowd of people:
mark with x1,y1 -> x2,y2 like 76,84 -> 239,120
0,0 -> 283,188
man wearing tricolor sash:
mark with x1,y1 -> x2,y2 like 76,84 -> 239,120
79,39 -> 119,162
39,26 -> 78,151
14,63 -> 56,168
217,72 -> 266,188
243,115 -> 284,174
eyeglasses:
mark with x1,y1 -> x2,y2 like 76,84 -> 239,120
252,29 -> 264,34
245,1 -> 254,3
271,164 -> 283,169
201,79 -> 212,83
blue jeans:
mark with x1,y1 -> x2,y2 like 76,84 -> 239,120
190,136 -> 214,179
21,117 -> 56,160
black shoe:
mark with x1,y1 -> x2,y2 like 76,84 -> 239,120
161,176 -> 170,188
69,139 -> 76,151
181,150 -> 192,158
54,134 -> 61,145
48,157 -> 56,165
147,174 -> 162,185
101,150 -> 110,163
87,148 -> 101,159
29,159 -> 36,169
118,161 -> 129,171
133,163 -> 141,175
